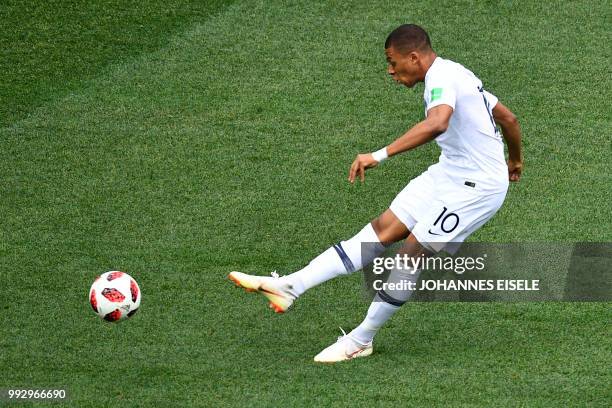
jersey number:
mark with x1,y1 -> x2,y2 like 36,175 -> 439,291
433,206 -> 460,233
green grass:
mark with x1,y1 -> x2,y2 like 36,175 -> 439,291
1,0 -> 611,406
0,0 -> 234,128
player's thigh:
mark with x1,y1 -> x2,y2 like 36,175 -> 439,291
371,208 -> 410,245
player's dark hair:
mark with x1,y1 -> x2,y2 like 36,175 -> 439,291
385,24 -> 432,54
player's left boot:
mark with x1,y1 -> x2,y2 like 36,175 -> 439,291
228,271 -> 296,313
313,328 -> 373,363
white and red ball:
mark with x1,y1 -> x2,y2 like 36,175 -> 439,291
89,271 -> 141,322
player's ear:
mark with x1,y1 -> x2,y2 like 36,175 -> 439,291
408,51 -> 419,64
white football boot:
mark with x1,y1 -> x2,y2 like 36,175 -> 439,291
313,328 -> 373,363
228,271 -> 296,313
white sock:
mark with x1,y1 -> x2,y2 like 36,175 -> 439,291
350,266 -> 421,345
282,223 -> 384,296
350,300 -> 399,345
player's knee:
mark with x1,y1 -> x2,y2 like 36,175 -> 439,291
371,216 -> 407,245
371,217 -> 391,243
371,217 -> 383,236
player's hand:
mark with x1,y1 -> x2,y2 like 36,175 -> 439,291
507,158 -> 523,182
349,153 -> 379,183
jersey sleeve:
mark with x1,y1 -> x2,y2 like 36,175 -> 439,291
424,72 -> 457,111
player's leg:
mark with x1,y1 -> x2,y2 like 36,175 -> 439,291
228,209 -> 410,312
347,191 -> 508,346
282,209 -> 410,294
371,208 -> 412,245
314,186 -> 508,362
348,234 -> 427,345
313,233 -> 427,362
229,167 -> 431,312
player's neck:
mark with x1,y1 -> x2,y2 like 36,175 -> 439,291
420,52 -> 438,80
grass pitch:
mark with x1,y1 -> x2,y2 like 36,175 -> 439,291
1,0 -> 610,406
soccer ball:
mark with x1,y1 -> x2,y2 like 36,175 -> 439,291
89,271 -> 141,322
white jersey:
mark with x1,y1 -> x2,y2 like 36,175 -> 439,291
423,57 -> 508,193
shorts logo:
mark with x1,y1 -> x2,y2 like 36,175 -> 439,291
431,88 -> 443,102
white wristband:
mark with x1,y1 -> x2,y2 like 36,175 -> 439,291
372,147 -> 389,163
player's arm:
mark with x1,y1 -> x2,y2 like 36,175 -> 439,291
348,105 -> 452,183
492,101 -> 523,182
386,105 -> 452,156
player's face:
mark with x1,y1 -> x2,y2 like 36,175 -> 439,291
385,46 -> 421,88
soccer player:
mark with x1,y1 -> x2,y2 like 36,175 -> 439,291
229,24 -> 523,362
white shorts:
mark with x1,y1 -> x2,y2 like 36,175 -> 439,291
389,164 -> 507,253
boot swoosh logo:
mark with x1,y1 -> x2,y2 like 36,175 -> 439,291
346,348 -> 365,359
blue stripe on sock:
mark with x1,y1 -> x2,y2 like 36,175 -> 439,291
377,290 -> 406,307
333,243 -> 355,273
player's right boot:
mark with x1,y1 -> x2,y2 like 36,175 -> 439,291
228,271 -> 296,313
